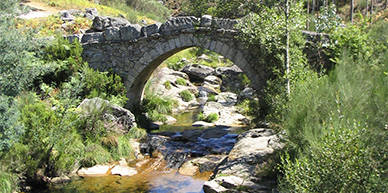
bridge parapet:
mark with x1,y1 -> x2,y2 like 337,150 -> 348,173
66,15 -> 239,45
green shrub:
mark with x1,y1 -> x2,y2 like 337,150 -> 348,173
176,78 -> 187,86
83,66 -> 128,107
127,126 -> 147,140
197,112 -> 219,123
163,81 -> 172,89
197,112 -> 205,121
238,74 -> 251,86
205,113 -> 219,123
142,94 -> 177,115
0,170 -> 18,193
207,94 -> 217,102
280,121 -> 385,192
141,94 -> 177,122
179,90 -> 194,102
109,134 -> 134,160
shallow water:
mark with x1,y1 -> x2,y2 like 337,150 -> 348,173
37,110 -> 246,193
40,170 -> 205,193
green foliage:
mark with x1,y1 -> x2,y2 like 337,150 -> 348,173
77,99 -> 111,141
83,67 -> 128,107
280,121 -> 385,192
205,113 -> 219,123
181,0 -> 257,18
207,94 -> 217,102
163,81 -> 172,89
141,94 -> 178,122
0,95 -> 24,151
40,36 -> 84,85
197,112 -> 219,123
0,170 -> 19,193
237,2 -> 307,119
176,78 -> 187,85
238,74 -> 251,86
101,0 -> 171,22
179,90 -> 194,102
313,4 -> 342,33
278,22 -> 388,189
328,24 -> 371,63
197,112 -> 206,121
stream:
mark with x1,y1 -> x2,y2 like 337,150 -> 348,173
37,110 -> 247,193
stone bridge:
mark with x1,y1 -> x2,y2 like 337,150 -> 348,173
70,15 -> 264,111
70,15 -> 327,111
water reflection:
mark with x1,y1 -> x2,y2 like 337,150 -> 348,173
40,170 -> 205,193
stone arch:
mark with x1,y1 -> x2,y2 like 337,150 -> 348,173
125,34 -> 264,111
77,16 -> 272,111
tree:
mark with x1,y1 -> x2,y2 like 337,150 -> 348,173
370,0 -> 373,23
237,0 -> 306,101
285,0 -> 290,95
350,0 -> 354,23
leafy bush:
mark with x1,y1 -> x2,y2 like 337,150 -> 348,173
278,27 -> 388,190
163,81 -> 171,89
197,112 -> 206,121
207,94 -> 217,102
197,112 -> 219,123
141,94 -> 178,122
313,4 -> 342,33
179,90 -> 194,102
83,67 -> 128,107
205,113 -> 219,123
280,121 -> 385,192
176,78 -> 187,85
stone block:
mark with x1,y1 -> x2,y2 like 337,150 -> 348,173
162,41 -> 171,53
120,24 -> 142,41
81,32 -> 105,44
148,49 -> 158,61
220,44 -> 230,56
225,47 -> 236,61
174,37 -> 181,48
154,42 -> 164,55
209,40 -> 217,51
214,41 -> 223,54
168,38 -> 177,50
92,16 -> 129,31
232,51 -> 243,64
142,22 -> 162,37
104,27 -> 120,41
200,15 -> 212,27
160,16 -> 199,36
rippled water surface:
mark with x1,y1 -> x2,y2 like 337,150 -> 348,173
41,170 -> 205,193
37,110 -> 246,193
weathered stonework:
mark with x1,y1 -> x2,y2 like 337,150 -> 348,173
66,16 -> 263,111
68,16 -> 324,111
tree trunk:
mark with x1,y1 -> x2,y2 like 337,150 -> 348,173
366,0 -> 368,17
386,0 -> 387,10
307,0 -> 310,30
312,0 -> 315,15
350,0 -> 354,23
371,0 -> 373,23
285,0 -> 290,96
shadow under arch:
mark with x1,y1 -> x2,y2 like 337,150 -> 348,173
125,34 -> 265,111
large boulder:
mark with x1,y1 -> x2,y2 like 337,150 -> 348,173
203,129 -> 283,193
77,165 -> 112,176
214,65 -> 245,93
180,64 -> 215,82
149,67 -> 198,112
78,97 -> 137,133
